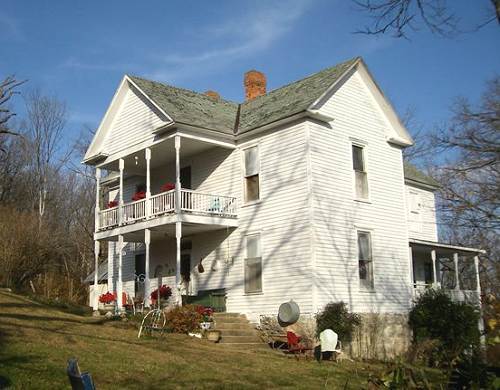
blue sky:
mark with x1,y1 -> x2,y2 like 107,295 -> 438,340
1,0 -> 499,143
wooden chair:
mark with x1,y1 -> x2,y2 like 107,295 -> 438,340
67,358 -> 95,390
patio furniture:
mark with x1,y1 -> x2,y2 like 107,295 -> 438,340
286,331 -> 312,357
319,329 -> 343,361
67,358 -> 95,390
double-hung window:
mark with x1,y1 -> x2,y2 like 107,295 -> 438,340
352,145 -> 368,200
358,231 -> 374,289
244,234 -> 262,294
244,146 -> 260,203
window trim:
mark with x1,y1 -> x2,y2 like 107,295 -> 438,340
243,232 -> 263,294
351,141 -> 370,202
241,144 -> 262,205
356,229 -> 375,291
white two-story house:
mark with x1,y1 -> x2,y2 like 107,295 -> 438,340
84,57 -> 483,349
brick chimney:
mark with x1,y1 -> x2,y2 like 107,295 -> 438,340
204,90 -> 220,100
244,70 -> 266,100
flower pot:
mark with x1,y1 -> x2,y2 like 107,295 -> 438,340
206,330 -> 221,343
103,303 -> 115,312
200,322 -> 212,331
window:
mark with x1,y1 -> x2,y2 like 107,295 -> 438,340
352,145 -> 368,199
244,146 -> 260,203
358,231 -> 374,289
409,192 -> 421,214
244,234 -> 262,293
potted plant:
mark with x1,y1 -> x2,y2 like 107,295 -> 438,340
131,191 -> 146,201
150,285 -> 172,308
160,183 -> 175,192
107,200 -> 118,209
196,306 -> 214,330
99,292 -> 116,312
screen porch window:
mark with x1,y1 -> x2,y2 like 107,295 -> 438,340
244,234 -> 262,293
244,146 -> 260,203
358,231 -> 374,289
352,145 -> 368,199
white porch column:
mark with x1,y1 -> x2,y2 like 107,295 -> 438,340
175,135 -> 181,213
474,255 -> 481,294
431,249 -> 438,287
145,148 -> 151,218
144,229 -> 151,308
408,246 -> 414,288
453,252 -> 460,290
95,168 -> 101,231
117,234 -> 124,311
92,240 -> 100,311
119,158 -> 124,225
175,221 -> 182,305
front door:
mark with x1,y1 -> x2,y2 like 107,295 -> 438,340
180,166 -> 192,189
135,254 -> 146,299
181,253 -> 191,295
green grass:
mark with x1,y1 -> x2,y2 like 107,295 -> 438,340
0,291 -> 444,389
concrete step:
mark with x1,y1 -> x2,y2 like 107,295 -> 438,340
213,312 -> 244,318
217,328 -> 260,336
214,318 -> 250,325
213,321 -> 254,330
220,335 -> 262,344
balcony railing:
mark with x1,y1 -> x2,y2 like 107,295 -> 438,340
97,189 -> 237,231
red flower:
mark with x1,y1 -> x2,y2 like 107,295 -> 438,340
107,200 -> 118,209
132,191 -> 146,201
99,292 -> 115,304
160,183 -> 175,192
150,285 -> 172,300
196,305 -> 214,321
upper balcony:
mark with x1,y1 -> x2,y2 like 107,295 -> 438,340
92,132 -> 238,242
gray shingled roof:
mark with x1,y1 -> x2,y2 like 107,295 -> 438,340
129,76 -> 239,134
129,57 -> 359,135
238,57 -> 359,132
84,261 -> 108,284
404,162 -> 440,188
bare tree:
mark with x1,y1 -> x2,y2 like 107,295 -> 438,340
401,106 -> 433,162
0,76 -> 26,150
23,90 -> 71,227
354,0 -> 499,38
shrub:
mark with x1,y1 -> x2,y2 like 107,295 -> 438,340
165,304 -> 203,334
409,289 -> 480,366
315,302 -> 361,342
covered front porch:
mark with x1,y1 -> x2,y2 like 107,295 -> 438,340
409,239 -> 484,305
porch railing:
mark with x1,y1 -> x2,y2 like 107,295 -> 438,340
99,206 -> 119,229
180,189 -> 237,217
150,190 -> 175,217
413,284 -> 480,305
97,189 -> 236,231
122,198 -> 147,223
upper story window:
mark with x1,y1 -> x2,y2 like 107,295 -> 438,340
244,233 -> 262,294
358,231 -> 374,289
244,146 -> 260,203
409,191 -> 421,214
352,144 -> 369,200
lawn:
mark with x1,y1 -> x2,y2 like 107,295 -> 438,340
0,291 -> 442,389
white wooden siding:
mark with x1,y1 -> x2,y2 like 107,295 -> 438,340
102,85 -> 166,155
405,185 -> 438,241
310,69 -> 412,314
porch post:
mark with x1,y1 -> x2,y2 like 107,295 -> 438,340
175,135 -> 181,213
95,168 -> 101,231
474,255 -> 481,294
144,228 -> 151,308
431,249 -> 438,287
175,221 -> 182,305
145,148 -> 151,218
453,252 -> 460,290
117,234 -> 124,311
93,240 -> 100,311
408,246 -> 415,288
119,158 -> 124,225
